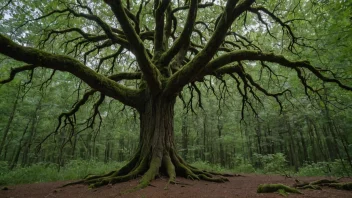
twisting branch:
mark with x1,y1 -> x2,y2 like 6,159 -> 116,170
39,70 -> 57,90
159,0 -> 198,66
97,46 -> 124,72
243,70 -> 290,113
40,28 -> 129,49
36,89 -> 97,153
105,0 -> 162,92
0,34 -> 141,108
109,72 -> 142,82
154,0 -> 171,54
171,2 -> 213,14
64,7 -> 123,44
248,6 -> 297,51
0,0 -> 12,14
204,50 -> 352,92
165,0 -> 255,95
226,32 -> 262,51
29,5 -> 124,46
0,64 -> 38,84
87,93 -> 105,128
56,90 -> 97,132
124,8 -> 141,34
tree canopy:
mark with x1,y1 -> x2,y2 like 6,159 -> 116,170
0,0 -> 351,189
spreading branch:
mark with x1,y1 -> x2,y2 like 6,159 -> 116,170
105,0 -> 162,92
0,64 -> 38,84
0,34 -> 141,108
158,0 -> 198,65
204,50 -> 352,91
165,0 -> 255,95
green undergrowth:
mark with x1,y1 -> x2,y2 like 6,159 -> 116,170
1,156 -> 351,186
191,161 -> 255,173
0,160 -> 125,185
191,161 -> 229,173
295,160 -> 352,177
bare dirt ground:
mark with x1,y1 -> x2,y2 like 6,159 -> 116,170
1,174 -> 352,198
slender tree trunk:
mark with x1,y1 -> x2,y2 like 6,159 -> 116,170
104,133 -> 112,163
321,87 -> 349,174
118,134 -> 124,161
286,118 -> 298,171
86,133 -> 92,159
333,123 -> 352,170
202,114 -> 207,161
306,117 -> 317,163
21,97 -> 42,167
311,120 -> 328,162
245,126 -> 253,163
217,115 -> 225,167
255,118 -> 262,155
9,119 -> 30,170
71,131 -> 78,159
181,114 -> 189,161
279,132 -> 284,154
297,128 -> 308,162
0,85 -> 20,156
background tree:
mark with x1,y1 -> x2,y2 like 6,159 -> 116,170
0,0 -> 351,188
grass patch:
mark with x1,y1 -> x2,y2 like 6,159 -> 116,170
0,160 -> 125,185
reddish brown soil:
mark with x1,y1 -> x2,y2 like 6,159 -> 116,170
1,174 -> 352,198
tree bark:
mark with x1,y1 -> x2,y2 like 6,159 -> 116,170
73,93 -> 228,188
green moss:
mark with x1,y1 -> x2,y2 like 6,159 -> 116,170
138,156 -> 162,188
310,179 -> 338,185
257,184 -> 302,194
278,189 -> 288,197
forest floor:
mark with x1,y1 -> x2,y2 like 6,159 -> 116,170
1,174 -> 352,198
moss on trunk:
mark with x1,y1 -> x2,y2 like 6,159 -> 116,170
63,93 -> 230,190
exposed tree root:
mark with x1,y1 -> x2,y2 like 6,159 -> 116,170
257,184 -> 302,194
294,179 -> 352,191
62,149 -> 230,191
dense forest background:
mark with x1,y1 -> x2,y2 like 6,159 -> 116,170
1,64 -> 352,184
0,0 -> 352,185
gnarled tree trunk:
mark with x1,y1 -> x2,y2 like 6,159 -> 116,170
73,93 -> 228,189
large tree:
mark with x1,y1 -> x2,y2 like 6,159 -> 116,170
0,0 -> 351,188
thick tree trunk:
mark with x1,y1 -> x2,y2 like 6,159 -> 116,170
71,94 -> 228,189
